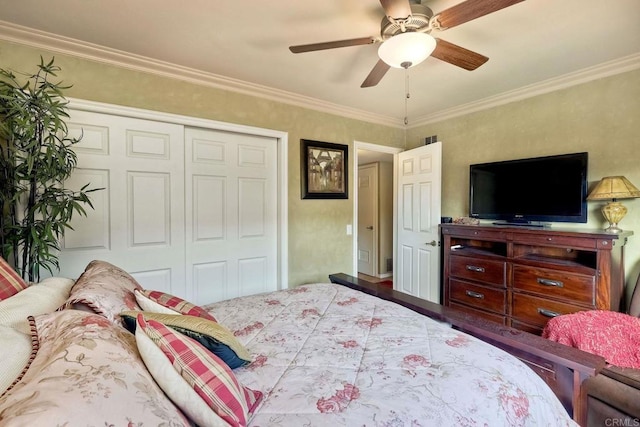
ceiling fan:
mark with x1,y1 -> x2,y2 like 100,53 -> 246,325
289,0 -> 524,88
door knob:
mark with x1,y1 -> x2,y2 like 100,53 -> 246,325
366,226 -> 373,230
426,240 -> 438,247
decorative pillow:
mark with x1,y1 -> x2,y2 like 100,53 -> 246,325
0,277 -> 75,334
136,289 -> 217,321
0,325 -> 34,397
134,289 -> 183,315
135,320 -> 229,427
136,314 -> 262,427
0,310 -> 189,426
0,257 -> 27,301
62,260 -> 142,322
121,311 -> 251,369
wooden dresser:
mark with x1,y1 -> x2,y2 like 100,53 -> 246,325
441,224 -> 632,334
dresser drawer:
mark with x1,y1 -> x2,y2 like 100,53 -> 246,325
513,265 -> 596,305
450,255 -> 506,287
512,293 -> 586,328
449,302 -> 507,325
442,226 -> 507,240
449,279 -> 506,314
513,233 -> 597,250
510,320 -> 543,336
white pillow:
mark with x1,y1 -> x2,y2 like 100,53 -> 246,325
135,322 -> 228,427
0,277 -> 75,334
134,289 -> 181,314
0,325 -> 33,396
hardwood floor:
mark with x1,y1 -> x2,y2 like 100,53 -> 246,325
357,273 -> 384,283
357,273 -> 393,288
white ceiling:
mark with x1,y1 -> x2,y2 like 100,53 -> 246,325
0,0 -> 638,127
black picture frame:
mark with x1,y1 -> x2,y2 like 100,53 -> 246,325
300,139 -> 348,199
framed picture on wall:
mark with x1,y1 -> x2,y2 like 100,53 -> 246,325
301,139 -> 348,199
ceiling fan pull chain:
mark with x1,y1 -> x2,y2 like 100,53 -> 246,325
404,69 -> 410,126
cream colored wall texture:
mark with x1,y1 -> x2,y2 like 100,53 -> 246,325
0,40 -> 405,287
2,40 -> 638,299
406,69 -> 640,303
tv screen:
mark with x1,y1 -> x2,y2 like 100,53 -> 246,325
469,152 -> 588,224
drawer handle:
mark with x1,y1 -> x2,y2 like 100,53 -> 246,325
536,278 -> 564,288
465,290 -> 485,299
466,265 -> 485,273
537,308 -> 561,318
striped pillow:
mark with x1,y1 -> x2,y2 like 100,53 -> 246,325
138,289 -> 216,321
121,311 -> 251,369
136,314 -> 262,427
0,257 -> 27,301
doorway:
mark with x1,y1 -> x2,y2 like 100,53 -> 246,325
353,141 -> 442,303
354,141 -> 401,283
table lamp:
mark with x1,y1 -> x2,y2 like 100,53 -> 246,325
587,176 -> 640,233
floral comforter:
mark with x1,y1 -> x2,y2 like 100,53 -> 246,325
205,283 -> 576,427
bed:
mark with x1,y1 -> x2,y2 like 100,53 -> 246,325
207,280 -> 577,426
0,260 -> 602,426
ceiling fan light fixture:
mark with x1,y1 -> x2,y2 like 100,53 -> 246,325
378,32 -> 436,69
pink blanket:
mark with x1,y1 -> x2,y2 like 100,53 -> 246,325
543,310 -> 640,369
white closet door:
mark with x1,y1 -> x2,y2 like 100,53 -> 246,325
185,127 -> 278,304
58,110 -> 186,296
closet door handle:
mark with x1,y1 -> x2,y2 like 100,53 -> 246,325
537,278 -> 564,288
466,265 -> 485,273
465,290 -> 485,299
537,308 -> 561,318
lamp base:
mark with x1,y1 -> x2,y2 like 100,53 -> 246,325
604,224 -> 624,233
601,201 -> 627,233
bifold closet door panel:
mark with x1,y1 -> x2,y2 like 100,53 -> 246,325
57,109 -> 187,297
184,127 -> 278,305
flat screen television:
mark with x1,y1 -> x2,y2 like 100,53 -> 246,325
469,152 -> 588,225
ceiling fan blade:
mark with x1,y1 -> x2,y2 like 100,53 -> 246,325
435,0 -> 524,29
379,0 -> 412,20
431,39 -> 489,71
289,37 -> 375,53
361,60 -> 391,88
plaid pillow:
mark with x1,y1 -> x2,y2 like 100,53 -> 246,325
0,257 -> 27,301
139,289 -> 217,322
137,314 -> 262,427
121,311 -> 251,369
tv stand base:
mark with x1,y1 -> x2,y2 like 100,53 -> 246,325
493,221 -> 546,228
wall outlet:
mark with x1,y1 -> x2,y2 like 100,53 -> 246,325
346,224 -> 353,235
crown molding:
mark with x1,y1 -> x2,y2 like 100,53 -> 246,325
0,20 -> 404,128
1,20 -> 637,131
408,53 -> 640,128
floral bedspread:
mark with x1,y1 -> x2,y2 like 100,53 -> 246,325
205,283 -> 576,427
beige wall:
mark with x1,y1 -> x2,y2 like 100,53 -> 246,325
406,69 -> 640,302
0,40 -> 405,286
3,40 -> 639,298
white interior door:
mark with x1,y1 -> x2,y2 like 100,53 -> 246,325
184,127 -> 278,304
59,110 -> 187,295
396,142 -> 442,303
357,163 -> 378,276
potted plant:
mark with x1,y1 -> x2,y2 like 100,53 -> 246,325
0,57 -> 99,282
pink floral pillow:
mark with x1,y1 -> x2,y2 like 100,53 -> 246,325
137,314 -> 262,427
0,309 -> 189,426
62,260 -> 141,322
0,257 -> 27,301
137,289 -> 216,321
